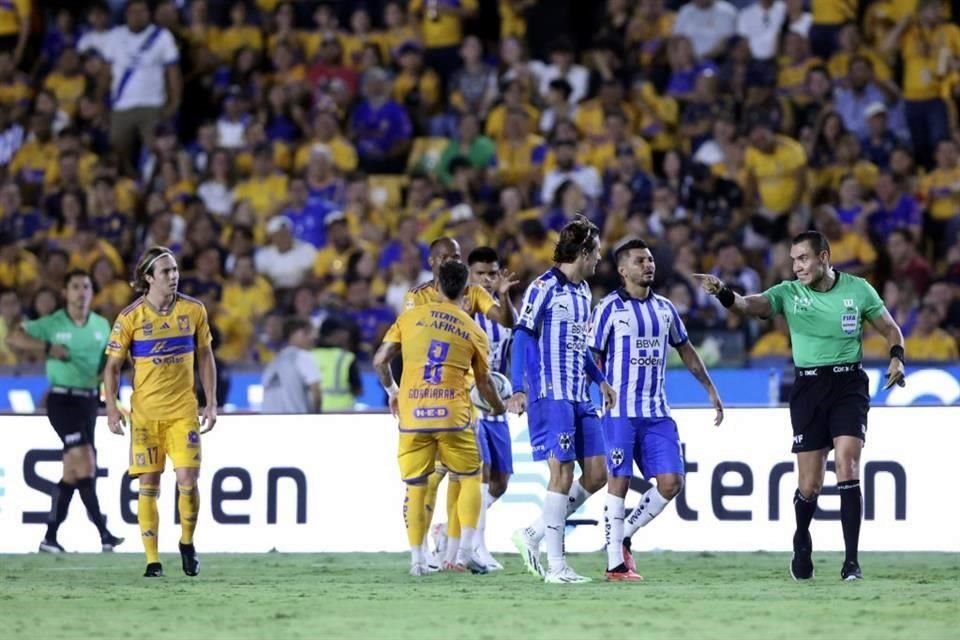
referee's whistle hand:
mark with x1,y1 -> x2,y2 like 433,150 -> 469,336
883,359 -> 906,390
49,344 -> 70,361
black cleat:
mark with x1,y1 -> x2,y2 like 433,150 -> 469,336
179,542 -> 200,577
38,539 -> 65,554
841,560 -> 863,581
144,562 -> 164,578
101,534 -> 125,552
790,530 -> 814,581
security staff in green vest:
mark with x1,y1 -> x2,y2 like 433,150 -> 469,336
6,269 -> 124,553
313,317 -> 362,412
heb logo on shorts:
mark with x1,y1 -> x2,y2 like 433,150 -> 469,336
413,407 -> 449,419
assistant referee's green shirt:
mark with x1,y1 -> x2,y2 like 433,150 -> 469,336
762,272 -> 884,368
24,310 -> 111,389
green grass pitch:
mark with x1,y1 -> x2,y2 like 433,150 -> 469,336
1,552 -> 957,639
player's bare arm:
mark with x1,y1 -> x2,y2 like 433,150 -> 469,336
103,355 -> 126,435
676,341 -> 724,426
372,341 -> 402,417
867,308 -> 906,390
486,269 -> 520,328
475,372 -> 507,416
197,344 -> 218,433
692,273 -> 773,318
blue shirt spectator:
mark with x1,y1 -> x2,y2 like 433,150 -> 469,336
350,68 -> 412,172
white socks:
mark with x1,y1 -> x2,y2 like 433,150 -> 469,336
604,494 -> 625,570
475,484 -> 497,555
456,527 -> 476,565
543,491 -> 568,571
527,480 -> 591,543
410,545 -> 424,566
444,536 -> 460,566
624,487 -> 670,538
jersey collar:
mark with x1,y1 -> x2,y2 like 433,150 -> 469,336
616,287 -> 653,302
550,266 -> 580,288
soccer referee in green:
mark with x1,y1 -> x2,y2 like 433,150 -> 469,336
693,231 -> 905,582
6,269 -> 124,553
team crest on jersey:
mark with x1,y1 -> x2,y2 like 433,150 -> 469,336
136,454 -> 145,466
178,315 -> 190,333
143,322 -> 153,336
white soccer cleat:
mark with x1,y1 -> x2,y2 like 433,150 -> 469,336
431,522 -> 448,556
544,565 -> 593,584
474,547 -> 504,571
409,563 -> 430,577
512,528 -> 545,578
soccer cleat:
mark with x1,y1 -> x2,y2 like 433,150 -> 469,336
474,547 -> 504,572
790,530 -> 814,581
605,563 -> 644,582
622,537 -> 637,573
424,550 -> 442,573
841,560 -> 863,581
179,542 -> 200,577
512,528 -> 545,578
409,563 -> 430,577
143,562 -> 164,578
431,522 -> 448,556
38,539 -> 65,554
442,558 -> 488,575
544,565 -> 592,584
101,534 -> 125,552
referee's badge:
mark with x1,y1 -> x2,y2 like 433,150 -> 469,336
841,300 -> 860,335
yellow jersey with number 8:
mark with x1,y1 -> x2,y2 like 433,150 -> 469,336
383,302 -> 490,433
106,294 -> 212,420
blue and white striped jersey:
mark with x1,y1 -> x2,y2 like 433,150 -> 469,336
475,309 -> 512,423
516,267 -> 593,402
474,311 -> 512,376
589,288 -> 688,418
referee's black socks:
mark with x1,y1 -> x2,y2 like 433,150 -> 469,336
837,480 -> 862,564
46,480 -> 75,541
793,488 -> 818,534
75,477 -> 109,537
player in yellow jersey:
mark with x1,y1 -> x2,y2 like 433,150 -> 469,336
404,237 -> 517,568
103,246 -> 218,578
374,260 -> 506,576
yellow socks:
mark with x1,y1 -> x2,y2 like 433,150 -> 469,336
446,477 -> 462,539
178,484 -> 199,545
138,483 -> 160,564
456,474 -> 482,530
422,469 -> 444,537
404,483 -> 427,548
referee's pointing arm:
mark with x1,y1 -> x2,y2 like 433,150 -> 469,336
691,273 -> 774,318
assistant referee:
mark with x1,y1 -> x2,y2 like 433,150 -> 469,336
6,269 -> 124,553
694,231 -> 905,582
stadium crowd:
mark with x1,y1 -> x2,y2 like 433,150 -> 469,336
1,0 -> 960,403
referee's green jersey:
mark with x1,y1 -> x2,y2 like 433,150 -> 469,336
762,272 -> 885,368
24,310 -> 111,389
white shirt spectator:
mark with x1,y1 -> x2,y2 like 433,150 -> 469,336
736,1 -> 786,60
101,24 -> 179,111
77,28 -> 112,57
197,180 -> 234,217
541,165 -> 602,204
255,240 -> 317,289
674,0 -> 738,59
537,64 -> 590,105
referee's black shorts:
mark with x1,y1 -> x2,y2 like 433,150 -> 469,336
789,363 -> 869,453
46,387 -> 100,452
